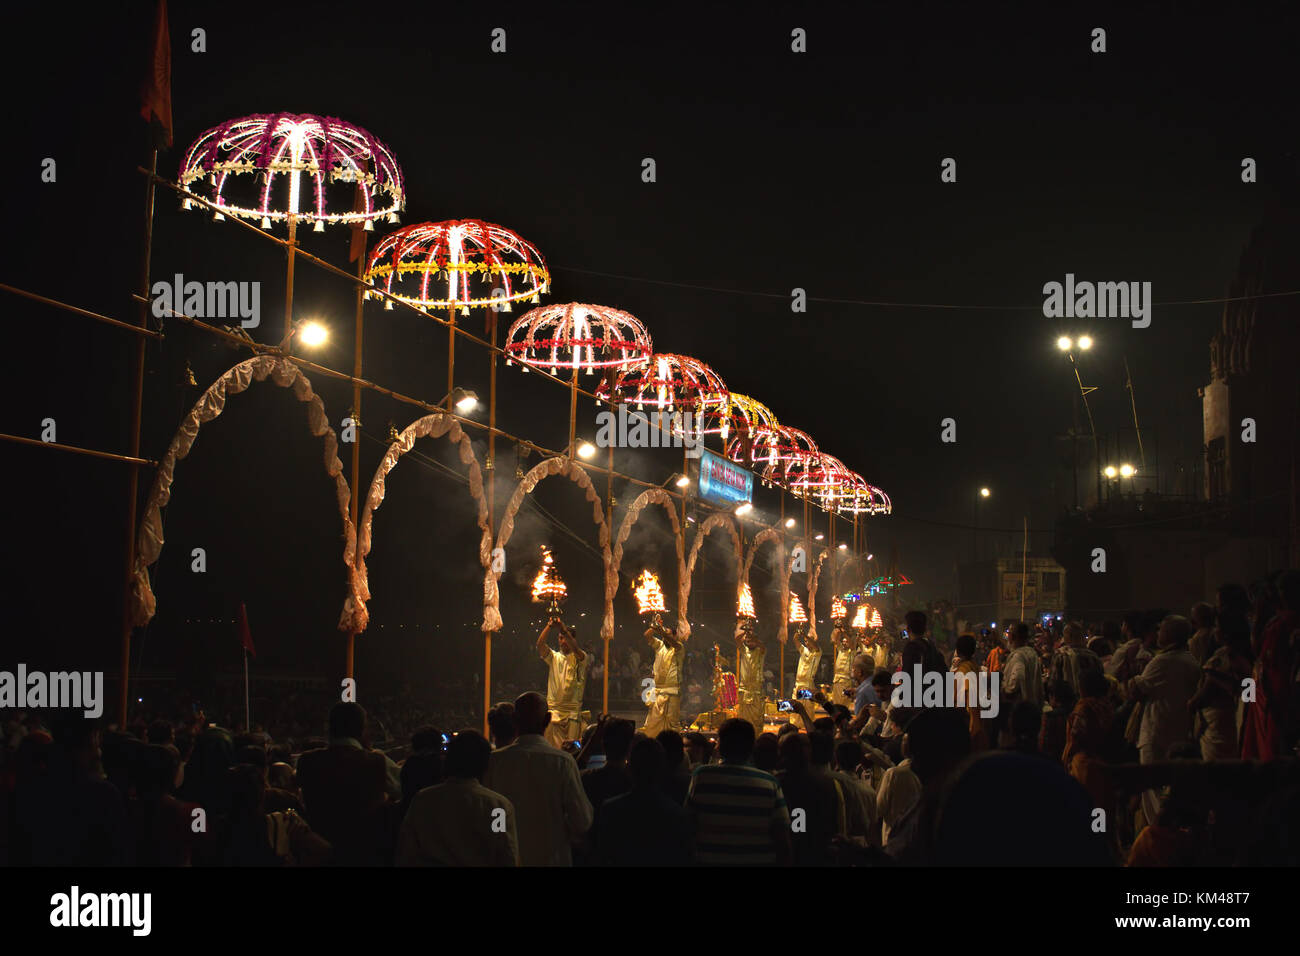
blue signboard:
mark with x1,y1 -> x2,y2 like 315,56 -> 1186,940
698,448 -> 753,506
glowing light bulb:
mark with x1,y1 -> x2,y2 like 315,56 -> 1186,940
298,321 -> 328,347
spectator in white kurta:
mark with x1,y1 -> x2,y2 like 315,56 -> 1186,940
1001,622 -> 1044,707
1129,615 -> 1203,829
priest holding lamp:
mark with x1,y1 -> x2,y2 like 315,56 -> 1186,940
532,547 -> 588,748
829,598 -> 855,705
735,583 -> 766,730
637,570 -> 685,736
789,595 -> 822,703
642,615 -> 684,736
537,617 -> 588,750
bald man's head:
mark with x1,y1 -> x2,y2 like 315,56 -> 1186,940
514,692 -> 551,736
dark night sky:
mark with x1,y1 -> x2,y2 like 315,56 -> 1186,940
3,3 -> 1297,686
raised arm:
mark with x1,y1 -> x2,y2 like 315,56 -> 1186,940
649,618 -> 679,649
537,620 -> 557,661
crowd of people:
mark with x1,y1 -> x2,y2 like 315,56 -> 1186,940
2,572 -> 1297,867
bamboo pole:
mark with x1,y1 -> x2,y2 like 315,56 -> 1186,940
485,307 -> 499,737
779,489 -> 785,691
118,147 -> 157,726
1019,517 -> 1028,622
345,231 -> 366,682
0,284 -> 162,339
604,438 -> 614,715
283,217 -> 297,351
0,434 -> 157,467
446,301 -> 456,410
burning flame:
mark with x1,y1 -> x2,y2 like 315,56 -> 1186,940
831,596 -> 846,621
634,570 -> 666,615
788,594 -> 807,624
530,546 -> 568,603
869,607 -> 882,628
850,605 -> 868,629
737,582 -> 756,619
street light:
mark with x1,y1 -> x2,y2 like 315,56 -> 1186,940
1103,465 -> 1117,479
576,442 -> 596,459
298,320 -> 329,347
814,533 -> 824,541
675,474 -> 691,488
837,543 -> 848,551
1057,335 -> 1100,509
784,517 -> 796,528
980,487 -> 990,498
1119,463 -> 1135,478
440,387 -> 479,413
735,502 -> 753,517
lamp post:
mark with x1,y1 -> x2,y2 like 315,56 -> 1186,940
973,486 -> 990,562
1057,335 -> 1101,508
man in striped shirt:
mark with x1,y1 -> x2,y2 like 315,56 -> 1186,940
686,718 -> 791,866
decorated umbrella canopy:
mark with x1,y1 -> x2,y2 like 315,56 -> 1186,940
595,353 -> 729,440
749,424 -> 819,486
789,452 -> 855,504
717,392 -> 779,451
834,471 -> 893,516
364,219 -> 549,315
505,303 -> 652,377
178,112 -> 405,230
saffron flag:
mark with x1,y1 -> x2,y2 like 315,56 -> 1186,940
237,602 -> 256,659
139,0 -> 173,148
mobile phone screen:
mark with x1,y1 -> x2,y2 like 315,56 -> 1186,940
797,688 -> 813,699
777,700 -> 794,712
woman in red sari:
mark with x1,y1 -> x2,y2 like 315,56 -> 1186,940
1241,572 -> 1298,761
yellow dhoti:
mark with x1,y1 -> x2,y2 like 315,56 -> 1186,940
737,691 -> 765,730
831,679 -> 853,708
643,689 -> 680,735
544,712 -> 585,749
